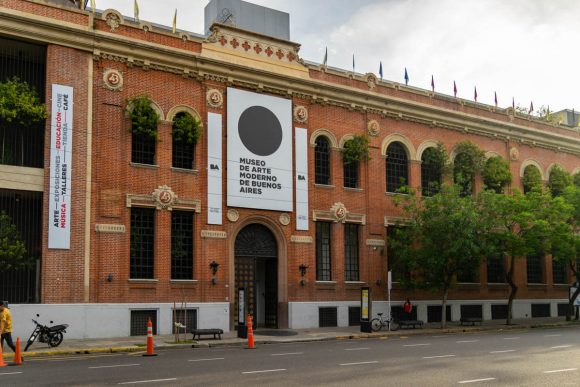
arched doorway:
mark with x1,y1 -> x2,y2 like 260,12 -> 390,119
234,224 -> 278,328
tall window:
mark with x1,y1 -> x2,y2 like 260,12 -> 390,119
386,142 -> 408,193
315,136 -> 331,185
130,207 -> 155,279
453,152 -> 474,196
421,147 -> 442,196
172,112 -> 195,169
552,260 -> 567,284
526,253 -> 543,284
316,222 -> 332,281
344,223 -> 359,281
343,160 -> 359,188
522,165 -> 542,194
132,135 -> 156,165
171,211 -> 194,280
487,256 -> 505,283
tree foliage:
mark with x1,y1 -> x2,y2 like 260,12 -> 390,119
127,95 -> 159,139
548,165 -> 572,197
453,141 -> 486,195
523,165 -> 543,193
172,112 -> 202,144
0,211 -> 30,270
341,135 -> 370,164
0,77 -> 47,127
483,156 -> 512,193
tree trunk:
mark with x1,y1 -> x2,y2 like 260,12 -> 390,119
566,269 -> 580,321
441,286 -> 449,329
506,255 -> 518,325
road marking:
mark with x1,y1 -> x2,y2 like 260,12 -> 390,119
339,361 -> 378,366
490,349 -> 516,354
423,354 -> 456,359
188,358 -> 225,362
503,337 -> 520,340
456,340 -> 479,343
551,345 -> 572,349
271,352 -> 303,356
0,372 -> 23,376
543,368 -> 577,374
432,335 -> 449,338
30,354 -> 122,362
544,334 -> 561,337
403,343 -> 431,347
345,347 -> 370,351
89,364 -> 140,369
242,369 -> 286,374
118,378 -> 177,385
458,377 -> 496,384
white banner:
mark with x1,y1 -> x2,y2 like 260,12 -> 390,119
207,112 -> 223,224
295,128 -> 308,230
227,88 -> 293,211
48,84 -> 73,249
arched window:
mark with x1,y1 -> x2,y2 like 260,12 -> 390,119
522,165 -> 542,194
315,136 -> 331,185
386,142 -> 408,193
421,147 -> 442,196
172,112 -> 200,169
343,138 -> 359,188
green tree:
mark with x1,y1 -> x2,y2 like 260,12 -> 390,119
573,172 -> 580,188
421,143 -> 449,196
172,112 -> 202,144
548,166 -> 572,197
127,95 -> 159,139
393,185 -> 493,327
0,211 -> 29,270
483,156 -> 512,193
0,77 -> 46,127
341,135 -> 370,164
522,165 -> 543,193
453,141 -> 485,196
557,186 -> 580,320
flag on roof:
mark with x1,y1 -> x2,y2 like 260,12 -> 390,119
453,81 -> 457,97
134,0 -> 139,22
474,86 -> 478,102
352,54 -> 355,74
494,92 -> 498,107
172,9 -> 177,33
529,101 -> 534,114
322,47 -> 328,67
512,97 -> 515,109
379,62 -> 383,80
431,75 -> 435,92
404,68 -> 409,85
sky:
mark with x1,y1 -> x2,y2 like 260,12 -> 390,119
96,0 -> 580,112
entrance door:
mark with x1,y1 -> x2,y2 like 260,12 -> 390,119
235,224 -> 278,329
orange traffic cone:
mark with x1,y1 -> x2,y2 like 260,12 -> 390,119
0,342 -> 6,367
142,318 -> 157,357
13,337 -> 22,366
247,314 -> 255,349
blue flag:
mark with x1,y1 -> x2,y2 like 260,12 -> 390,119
404,67 -> 409,85
379,61 -> 383,79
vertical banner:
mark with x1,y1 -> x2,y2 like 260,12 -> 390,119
48,84 -> 73,249
361,287 -> 371,322
207,112 -> 222,224
295,128 -> 308,230
227,88 -> 293,211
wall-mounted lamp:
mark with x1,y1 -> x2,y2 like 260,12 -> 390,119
106,273 -> 113,282
299,264 -> 308,286
209,261 -> 220,276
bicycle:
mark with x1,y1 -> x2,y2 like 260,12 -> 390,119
371,312 -> 399,331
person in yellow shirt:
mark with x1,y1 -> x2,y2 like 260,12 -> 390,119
0,301 -> 16,353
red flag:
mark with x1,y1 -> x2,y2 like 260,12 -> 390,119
494,92 -> 498,107
453,81 -> 457,97
431,75 -> 435,92
529,101 -> 534,114
474,86 -> 478,102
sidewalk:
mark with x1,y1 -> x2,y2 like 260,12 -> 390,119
4,317 -> 579,359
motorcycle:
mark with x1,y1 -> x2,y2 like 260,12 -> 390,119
24,314 -> 69,351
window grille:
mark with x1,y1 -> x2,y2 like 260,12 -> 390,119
386,142 -> 408,192
132,135 -> 156,165
130,310 -> 157,336
344,223 -> 359,281
315,222 -> 332,281
531,303 -> 550,317
348,307 -> 361,326
343,160 -> 359,188
487,257 -> 505,283
314,136 -> 330,185
171,211 -> 194,280
526,253 -> 543,283
130,207 -> 155,279
172,138 -> 194,169
172,308 -> 197,331
319,307 -> 338,327
552,260 -> 567,284
421,147 -> 441,196
491,305 -> 508,320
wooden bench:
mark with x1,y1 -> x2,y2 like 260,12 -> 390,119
398,320 -> 424,329
460,317 -> 482,326
191,328 -> 224,340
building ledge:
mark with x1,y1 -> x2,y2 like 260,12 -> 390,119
171,167 -> 199,175
130,162 -> 159,169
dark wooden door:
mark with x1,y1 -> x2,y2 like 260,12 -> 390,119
264,258 -> 278,327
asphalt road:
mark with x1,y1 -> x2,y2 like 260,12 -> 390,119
3,326 -> 580,386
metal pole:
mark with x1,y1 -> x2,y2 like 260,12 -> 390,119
387,270 -> 392,331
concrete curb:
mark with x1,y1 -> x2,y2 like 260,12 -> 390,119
5,320 -> 578,359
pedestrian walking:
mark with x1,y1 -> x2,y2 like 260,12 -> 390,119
403,298 -> 412,321
0,301 -> 16,353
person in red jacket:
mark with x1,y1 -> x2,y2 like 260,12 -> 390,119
403,298 -> 412,321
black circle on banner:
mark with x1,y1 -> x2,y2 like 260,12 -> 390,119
238,106 -> 283,156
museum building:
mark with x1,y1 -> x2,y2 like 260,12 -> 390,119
1,0 -> 579,338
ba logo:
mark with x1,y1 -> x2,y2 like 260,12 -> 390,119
210,164 -> 220,170
297,175 -> 305,181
